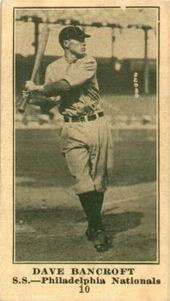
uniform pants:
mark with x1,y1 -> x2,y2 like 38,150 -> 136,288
61,116 -> 113,194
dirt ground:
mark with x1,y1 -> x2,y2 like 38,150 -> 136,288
15,182 -> 157,262
15,129 -> 157,262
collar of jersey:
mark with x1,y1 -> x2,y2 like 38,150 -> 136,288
64,55 -> 78,64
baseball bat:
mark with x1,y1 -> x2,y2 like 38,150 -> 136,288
31,23 -> 49,82
18,22 -> 50,113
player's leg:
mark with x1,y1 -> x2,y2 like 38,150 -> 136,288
65,146 -> 99,226
65,147 -> 109,251
88,118 -> 113,251
78,191 -> 104,241
65,146 -> 95,194
79,190 -> 110,252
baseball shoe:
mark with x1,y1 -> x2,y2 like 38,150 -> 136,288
93,229 -> 111,253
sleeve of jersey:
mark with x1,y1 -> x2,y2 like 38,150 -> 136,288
63,58 -> 97,87
45,64 -> 52,83
43,80 -> 71,97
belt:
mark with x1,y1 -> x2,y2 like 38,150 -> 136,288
64,111 -> 104,122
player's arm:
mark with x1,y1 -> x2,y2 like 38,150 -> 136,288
42,58 -> 97,96
25,79 -> 71,98
63,57 -> 97,87
25,57 -> 97,96
39,57 -> 97,95
42,63 -> 72,96
25,63 -> 72,97
36,57 -> 97,93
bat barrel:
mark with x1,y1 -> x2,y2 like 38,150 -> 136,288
30,25 -> 49,83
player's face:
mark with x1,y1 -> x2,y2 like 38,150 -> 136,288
67,38 -> 86,57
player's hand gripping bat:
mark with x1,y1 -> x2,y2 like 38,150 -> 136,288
17,18 -> 49,113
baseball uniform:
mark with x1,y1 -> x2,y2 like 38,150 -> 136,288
24,25 -> 112,251
45,54 -> 113,194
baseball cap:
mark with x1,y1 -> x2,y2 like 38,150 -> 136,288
59,26 -> 90,45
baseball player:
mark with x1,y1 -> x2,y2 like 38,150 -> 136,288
25,25 -> 113,252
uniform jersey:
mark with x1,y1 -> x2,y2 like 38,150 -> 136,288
45,55 -> 103,117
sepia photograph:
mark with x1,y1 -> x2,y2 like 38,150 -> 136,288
14,7 -> 159,262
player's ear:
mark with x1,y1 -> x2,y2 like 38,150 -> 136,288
63,40 -> 69,49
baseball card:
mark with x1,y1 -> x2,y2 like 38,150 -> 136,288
0,0 -> 169,300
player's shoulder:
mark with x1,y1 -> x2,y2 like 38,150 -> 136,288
79,55 -> 97,71
46,57 -> 65,72
81,55 -> 97,63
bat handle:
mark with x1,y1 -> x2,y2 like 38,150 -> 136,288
30,74 -> 36,83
